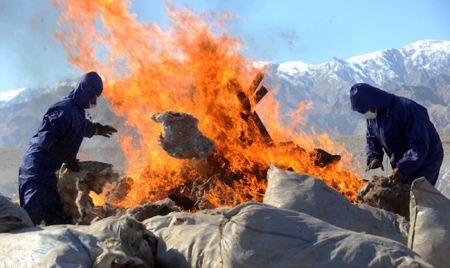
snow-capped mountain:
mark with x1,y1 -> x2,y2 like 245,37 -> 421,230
259,39 -> 450,135
1,39 -> 450,147
0,75 -> 122,148
263,39 -> 450,101
42,78 -> 77,94
0,79 -> 77,109
0,88 -> 42,108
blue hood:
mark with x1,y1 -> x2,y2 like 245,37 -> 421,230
68,72 -> 103,109
350,83 -> 394,111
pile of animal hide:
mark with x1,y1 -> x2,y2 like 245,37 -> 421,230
150,111 -> 215,162
58,161 -> 119,224
125,198 -> 180,222
356,175 -> 411,220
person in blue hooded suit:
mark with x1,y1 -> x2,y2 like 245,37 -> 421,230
350,83 -> 443,186
18,72 -> 118,226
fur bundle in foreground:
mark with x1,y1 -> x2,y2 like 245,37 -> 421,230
58,161 -> 120,224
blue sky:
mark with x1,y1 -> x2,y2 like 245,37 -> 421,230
1,0 -> 450,91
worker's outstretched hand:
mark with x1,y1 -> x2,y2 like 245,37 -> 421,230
365,159 -> 384,172
95,123 -> 118,138
389,167 -> 404,182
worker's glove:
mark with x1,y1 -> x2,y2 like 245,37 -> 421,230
64,155 -> 80,172
95,123 -> 118,138
48,140 -> 80,172
389,167 -> 404,182
365,159 -> 384,172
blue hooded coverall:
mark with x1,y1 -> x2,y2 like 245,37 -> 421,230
350,83 -> 443,186
18,72 -> 103,225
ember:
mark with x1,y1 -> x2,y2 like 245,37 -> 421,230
52,0 -> 363,211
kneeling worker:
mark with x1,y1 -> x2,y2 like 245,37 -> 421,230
350,83 -> 443,186
18,72 -> 118,225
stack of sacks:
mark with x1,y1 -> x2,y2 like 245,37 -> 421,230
0,215 -> 157,267
409,177 -> 450,268
263,163 -> 409,244
0,193 -> 33,233
144,202 -> 432,268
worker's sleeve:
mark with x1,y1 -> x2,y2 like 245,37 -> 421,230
84,119 -> 97,138
35,110 -> 70,151
396,105 -> 430,178
365,123 -> 384,166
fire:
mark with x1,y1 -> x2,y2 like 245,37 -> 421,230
50,0 -> 363,209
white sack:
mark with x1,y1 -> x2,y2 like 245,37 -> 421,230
0,215 -> 156,268
409,177 -> 450,268
0,227 -> 99,267
263,163 -> 409,244
0,193 -> 33,233
143,210 -> 227,268
144,202 -> 430,268
220,202 -> 431,268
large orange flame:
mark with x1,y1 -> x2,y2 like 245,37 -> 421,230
51,0 -> 363,209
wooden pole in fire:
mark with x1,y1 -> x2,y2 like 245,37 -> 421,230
236,72 -> 273,145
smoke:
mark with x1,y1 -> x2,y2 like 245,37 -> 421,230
166,0 -> 304,63
279,31 -> 303,53
0,0 -> 75,91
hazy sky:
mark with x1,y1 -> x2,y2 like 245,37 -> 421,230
1,0 -> 450,91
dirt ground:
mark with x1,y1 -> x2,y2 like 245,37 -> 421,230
1,133 -> 449,201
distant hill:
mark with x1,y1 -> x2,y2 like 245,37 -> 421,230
0,79 -> 123,148
1,39 -> 450,147
261,39 -> 450,135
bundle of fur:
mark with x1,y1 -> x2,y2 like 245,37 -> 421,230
150,111 -> 215,162
58,161 -> 120,225
125,198 -> 180,222
356,175 -> 411,220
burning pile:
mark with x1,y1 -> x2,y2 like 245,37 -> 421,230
51,0 -> 363,212
87,73 -> 361,215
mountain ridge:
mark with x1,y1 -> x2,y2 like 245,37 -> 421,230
257,39 -> 450,136
1,39 -> 450,146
